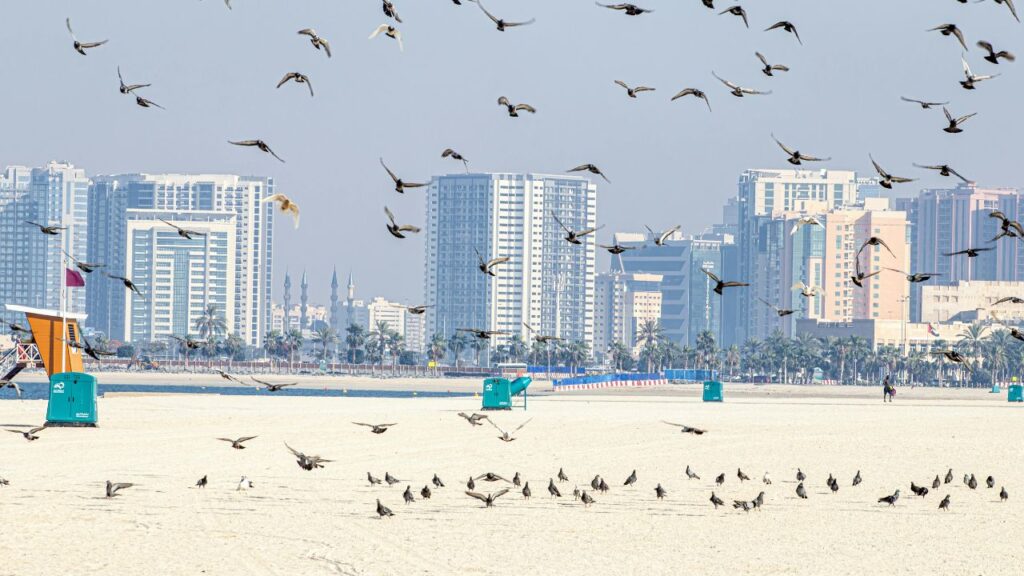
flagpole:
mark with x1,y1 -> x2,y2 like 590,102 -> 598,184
61,243 -> 68,374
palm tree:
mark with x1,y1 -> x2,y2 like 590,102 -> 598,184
311,325 -> 338,361
448,333 -> 469,368
284,329 -> 304,369
345,323 -> 366,364
263,330 -> 283,359
724,345 -> 740,378
387,332 -> 404,370
469,337 -> 487,367
223,333 -> 246,366
957,321 -> 989,385
194,304 -> 228,341
368,321 -> 393,368
506,334 -> 528,363
562,340 -> 590,372
695,330 -> 718,371
609,341 -> 633,371
637,319 -> 663,372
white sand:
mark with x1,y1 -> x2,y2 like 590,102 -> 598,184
1,385 -> 1022,575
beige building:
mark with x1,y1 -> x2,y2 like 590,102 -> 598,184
626,289 -> 663,355
271,304 -> 327,334
921,281 -> 1024,323
594,272 -> 663,356
796,318 -> 968,353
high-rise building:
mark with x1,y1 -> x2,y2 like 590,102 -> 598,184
735,168 -> 860,343
594,272 -> 663,357
424,173 -> 598,353
87,173 -> 274,346
0,162 -> 89,325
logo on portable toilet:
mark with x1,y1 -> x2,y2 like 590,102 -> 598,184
53,382 -> 65,394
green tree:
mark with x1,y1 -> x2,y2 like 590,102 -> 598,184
311,325 -> 338,361
448,332 -> 469,367
345,323 -> 366,363
609,341 -> 634,371
637,319 -> 663,372
284,329 -> 304,368
194,304 -> 228,341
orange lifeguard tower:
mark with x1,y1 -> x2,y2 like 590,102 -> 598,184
3,304 -> 86,378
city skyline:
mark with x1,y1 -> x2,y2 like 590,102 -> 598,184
0,1 -> 1020,304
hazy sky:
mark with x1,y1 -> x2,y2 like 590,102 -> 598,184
1,1 -> 1020,305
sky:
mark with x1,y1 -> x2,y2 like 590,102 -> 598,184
1,0 -> 1021,305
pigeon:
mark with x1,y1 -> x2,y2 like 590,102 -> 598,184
66,18 -> 108,55
753,491 -> 765,510
474,472 -> 508,483
960,56 -> 999,90
945,469 -> 953,484
0,380 -> 22,399
285,443 -> 332,471
885,268 -> 941,284
916,163 -> 970,183
160,219 -> 205,240
568,163 -> 611,183
116,66 -> 150,95
376,499 -> 394,518
353,422 -> 398,434
433,474 -> 445,488
236,476 -> 254,491
624,470 -> 637,486
712,72 -> 771,97
421,485 -> 432,499
716,473 -> 725,485
276,72 -> 314,97
901,96 -> 948,109
829,478 -> 839,494
229,139 -> 285,163
670,88 -> 712,111
686,465 -> 701,480
663,422 -> 707,435
986,476 -> 995,489
385,472 -> 401,486
719,5 -> 748,28
573,486 -> 581,500
458,412 -> 489,426
976,41 -> 1014,64
251,376 -> 297,392
488,418 -> 532,442
737,468 -> 750,482
548,478 -> 562,497
297,29 -> 331,57
1000,487 -> 1009,501
512,472 -> 522,487
910,482 -> 929,497
759,297 -> 795,317
475,0 -> 536,31
928,24 -> 968,52
558,468 -> 569,482
476,249 -> 510,276
106,481 -> 134,498
7,426 -> 45,441
797,469 -> 806,482
994,0 -> 1020,23
368,24 -> 403,51
467,476 -> 476,490
857,236 -> 896,259
598,478 -> 610,493
382,0 -> 402,22
939,494 -> 951,510
25,221 -> 65,235
932,476 -> 941,489
765,21 -> 802,44
217,436 -> 256,450
702,268 -> 749,294
591,475 -> 602,490
403,485 -> 415,504
497,96 -> 536,117
756,52 -> 790,77
442,148 -> 469,172
552,212 -> 603,245
773,134 -> 829,165
596,2 -> 654,16
942,106 -> 976,134
646,224 -> 681,246
368,472 -> 383,486
581,491 -> 596,507
870,155 -> 915,189
878,489 -> 900,507
465,489 -> 511,507
763,473 -> 772,485
263,194 -> 300,229
796,482 -> 808,499
655,484 -> 667,499
968,475 -> 978,490
733,499 -> 752,512
134,95 -> 164,110
195,475 -> 208,488
614,80 -> 656,98
522,482 -> 531,499
710,492 -> 724,509
380,158 -> 429,194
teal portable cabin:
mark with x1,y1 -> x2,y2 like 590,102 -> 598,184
46,372 -> 98,426
481,376 -> 531,410
702,381 -> 723,402
1010,384 -> 1023,403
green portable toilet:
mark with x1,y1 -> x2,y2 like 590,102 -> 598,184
1009,385 -> 1023,403
482,377 -> 512,410
46,372 -> 98,426
702,381 -> 723,402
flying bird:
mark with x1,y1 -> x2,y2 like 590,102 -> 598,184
791,215 -> 824,235
497,96 -> 536,117
773,134 -> 829,165
134,95 -> 164,110
960,56 -> 999,90
263,194 -> 300,229
384,206 -> 421,238
992,296 -> 1024,306
277,72 -> 314,97
976,41 -> 1015,64
442,148 -> 469,171
614,80 -> 656,98
663,421 -> 707,435
169,335 -> 205,350
25,221 -> 65,235
465,488 -> 511,507
718,6 -> 748,28
285,443 -> 332,470
353,422 -> 397,434
712,72 -> 771,97
6,426 -> 45,441
914,163 -> 970,183
758,297 -> 795,317
380,158 -> 429,194
217,436 -> 257,449
488,418 -> 532,442
568,164 -> 611,183
943,247 -> 992,258
66,18 -> 108,55
0,380 -> 22,399
994,0 -> 1019,22
886,268 -> 941,283
105,481 -> 134,498
117,66 -> 150,94
64,251 -> 104,273
523,322 -> 561,344
297,29 -> 331,57
670,88 -> 712,111
928,24 -> 968,51
645,224 -> 681,246
857,236 -> 896,260
870,155 -> 915,189
229,139 -> 285,163
596,3 -> 654,15
382,0 -> 402,22
552,212 -> 602,245
106,274 -> 145,298
476,249 -> 510,276
368,24 -> 404,51
942,107 -> 976,133
755,52 -> 790,77
160,219 -> 205,240
599,242 -> 638,255
475,1 -> 535,31
792,281 -> 820,298
765,21 -> 802,44
251,377 -> 297,392
458,412 -> 489,426
901,96 -> 948,109
701,268 -> 749,295
215,369 -> 244,384
457,328 -> 509,340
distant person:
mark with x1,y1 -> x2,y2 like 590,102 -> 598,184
883,375 -> 895,403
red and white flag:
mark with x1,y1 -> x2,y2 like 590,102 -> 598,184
65,268 -> 86,288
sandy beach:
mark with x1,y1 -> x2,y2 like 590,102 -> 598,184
1,381 -> 1022,576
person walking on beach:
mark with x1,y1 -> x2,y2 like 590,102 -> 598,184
882,375 -> 895,403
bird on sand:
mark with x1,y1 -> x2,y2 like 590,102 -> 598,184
384,206 -> 421,239
368,472 -> 382,485
797,469 -> 806,482
433,474 -> 445,488
475,1 -> 535,31
702,268 -> 749,295
117,66 -> 149,95
960,56 -> 999,90
421,485 -> 432,499
796,483 -> 808,499
217,436 -> 257,449
773,134 -> 829,165
710,492 -> 724,508
229,139 -> 285,163
581,491 -> 596,507
663,421 -> 707,435
497,96 -> 536,117
489,418 -> 532,442
718,6 -> 748,28
928,24 -> 969,51
263,194 -> 300,229
552,212 -> 602,245
573,486 -> 581,500
558,468 -> 569,482
716,473 -> 725,485
403,485 -> 415,504
285,443 -> 332,470
386,472 -> 401,486
106,274 -> 146,299
763,473 -> 772,485
466,488 -> 511,507
945,469 -> 954,484
442,148 -> 469,171
878,489 -> 900,506
765,21 -> 802,44
106,481 -> 133,498
251,377 -> 297,392
986,476 -> 995,489
475,472 -> 509,483
592,475 -> 602,490
467,476 -> 476,490
943,246 -> 992,258
380,158 -> 429,194
1001,487 -> 1009,501
737,468 -> 750,482
932,476 -> 941,489
548,478 -> 562,497
458,412 -> 489,426
196,475 -> 207,488
942,106 -> 976,134
686,465 -> 701,480
25,221 -> 65,235
646,224 -> 681,246
376,499 -> 394,518
733,499 -> 752,512
624,470 -> 637,486
6,426 -> 45,441
939,494 -> 951,510
756,52 -> 790,77
901,96 -> 948,109
596,3 -> 654,16
160,219 -> 205,240
910,482 -> 929,497
297,29 -> 331,57
976,41 -> 1014,64
870,155 -> 915,189
66,18 -> 108,55
968,474 -> 978,490
853,471 -> 863,486
670,88 -> 712,111
237,476 -> 254,491
277,72 -> 314,97
521,482 -> 531,499
614,80 -> 656,98
368,24 -> 403,51
857,236 -> 896,259
712,72 -> 771,96
512,473 -> 522,487
655,484 -> 667,499
568,163 -> 611,183
476,249 -> 510,276
915,163 -> 970,183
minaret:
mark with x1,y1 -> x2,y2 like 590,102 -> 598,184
300,270 -> 309,330
283,270 -> 292,331
346,272 -> 355,328
329,267 -> 340,332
